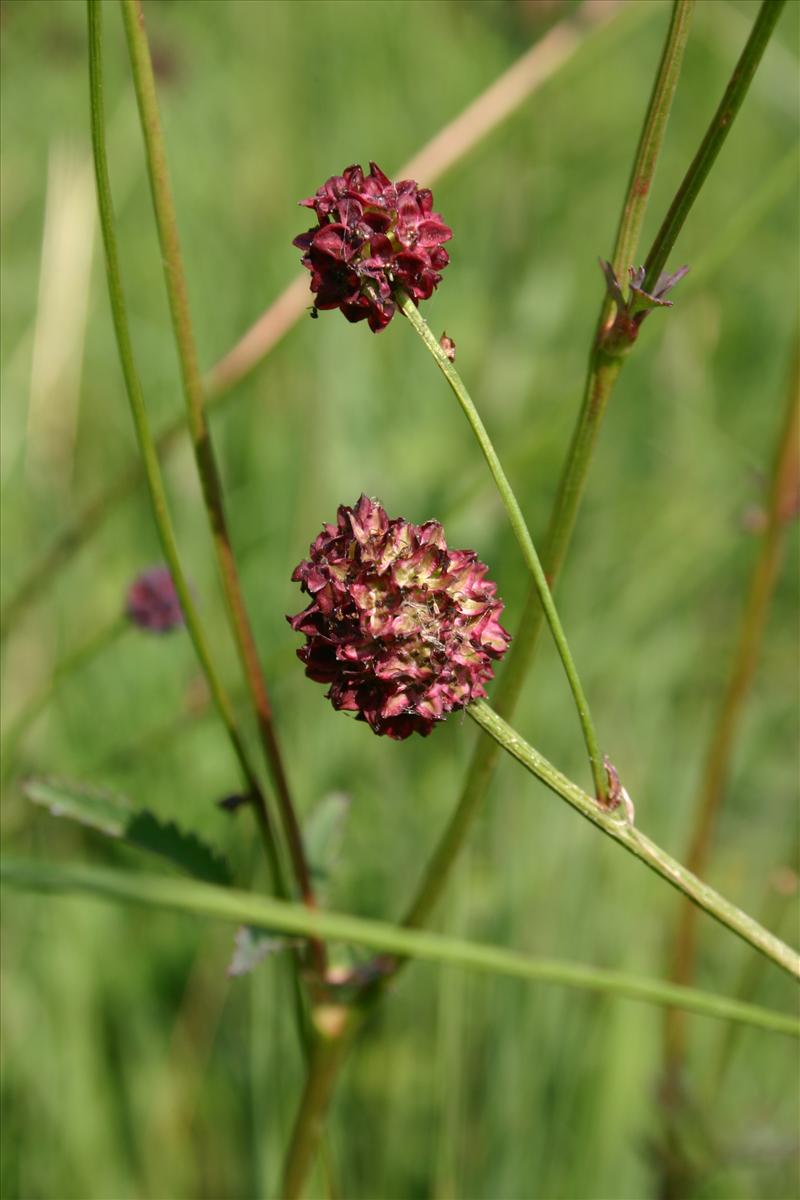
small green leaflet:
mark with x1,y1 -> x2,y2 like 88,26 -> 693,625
304,790 -> 350,885
23,776 -> 232,887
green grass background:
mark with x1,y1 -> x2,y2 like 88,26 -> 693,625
1,0 -> 798,1197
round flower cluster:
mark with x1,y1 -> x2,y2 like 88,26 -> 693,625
293,162 -> 452,332
126,566 -> 184,634
287,496 -> 510,739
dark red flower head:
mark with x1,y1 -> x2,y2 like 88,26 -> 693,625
126,566 -> 185,634
293,162 -> 452,332
287,496 -> 510,739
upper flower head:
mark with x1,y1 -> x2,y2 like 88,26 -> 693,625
287,496 -> 510,739
126,566 -> 185,634
293,162 -> 452,333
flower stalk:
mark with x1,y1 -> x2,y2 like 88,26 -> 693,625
281,1010 -> 358,1200
467,700 -> 800,980
86,0 -> 287,903
395,0 -> 785,942
279,679 -> 800,1197
397,289 -> 608,801
643,0 -> 787,291
117,0 -> 320,948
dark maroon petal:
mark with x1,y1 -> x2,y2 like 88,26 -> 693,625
365,234 -> 394,264
416,218 -> 453,246
360,211 -> 393,235
336,197 -> 364,228
367,162 -> 392,190
310,223 -> 359,261
340,298 -> 374,325
292,228 -> 318,251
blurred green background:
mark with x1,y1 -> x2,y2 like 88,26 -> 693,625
1,0 -> 798,1197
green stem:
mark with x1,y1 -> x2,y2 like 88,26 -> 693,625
86,0 -> 285,900
395,0 -> 738,942
281,1012 -> 357,1200
398,289 -> 607,801
706,868 -> 799,1099
664,344 -> 800,1065
643,0 -> 787,291
601,0 -> 696,327
3,855 -> 797,1034
1,615 -> 128,779
117,0 -> 320,949
467,699 -> 800,980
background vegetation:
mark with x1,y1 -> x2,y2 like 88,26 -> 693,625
1,1 -> 798,1197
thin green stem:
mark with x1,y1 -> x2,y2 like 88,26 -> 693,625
1,615 -> 128,779
467,700 -> 800,981
3,855 -> 797,1034
398,289 -> 607,801
395,0 -> 742,942
600,0 -> 695,331
117,0 -> 320,948
706,868 -> 799,1100
643,0 -> 787,291
664,343 -> 800,1066
86,0 -> 285,900
281,1011 -> 357,1200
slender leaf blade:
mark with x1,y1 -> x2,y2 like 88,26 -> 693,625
2,856 -> 797,1038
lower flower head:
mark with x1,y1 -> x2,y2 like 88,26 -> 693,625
287,496 -> 510,739
126,566 -> 185,633
293,162 -> 452,332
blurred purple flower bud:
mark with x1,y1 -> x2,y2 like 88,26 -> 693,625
293,162 -> 453,333
287,496 -> 510,739
126,566 -> 185,634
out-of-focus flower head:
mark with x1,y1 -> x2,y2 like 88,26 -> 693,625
293,163 -> 452,332
126,566 -> 185,634
287,496 -> 510,739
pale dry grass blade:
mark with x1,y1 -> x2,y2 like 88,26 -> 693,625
26,141 -> 95,495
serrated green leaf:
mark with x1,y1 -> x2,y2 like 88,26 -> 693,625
22,776 -> 231,886
125,811 -> 231,886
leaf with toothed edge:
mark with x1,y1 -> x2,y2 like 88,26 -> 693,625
23,776 -> 231,886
